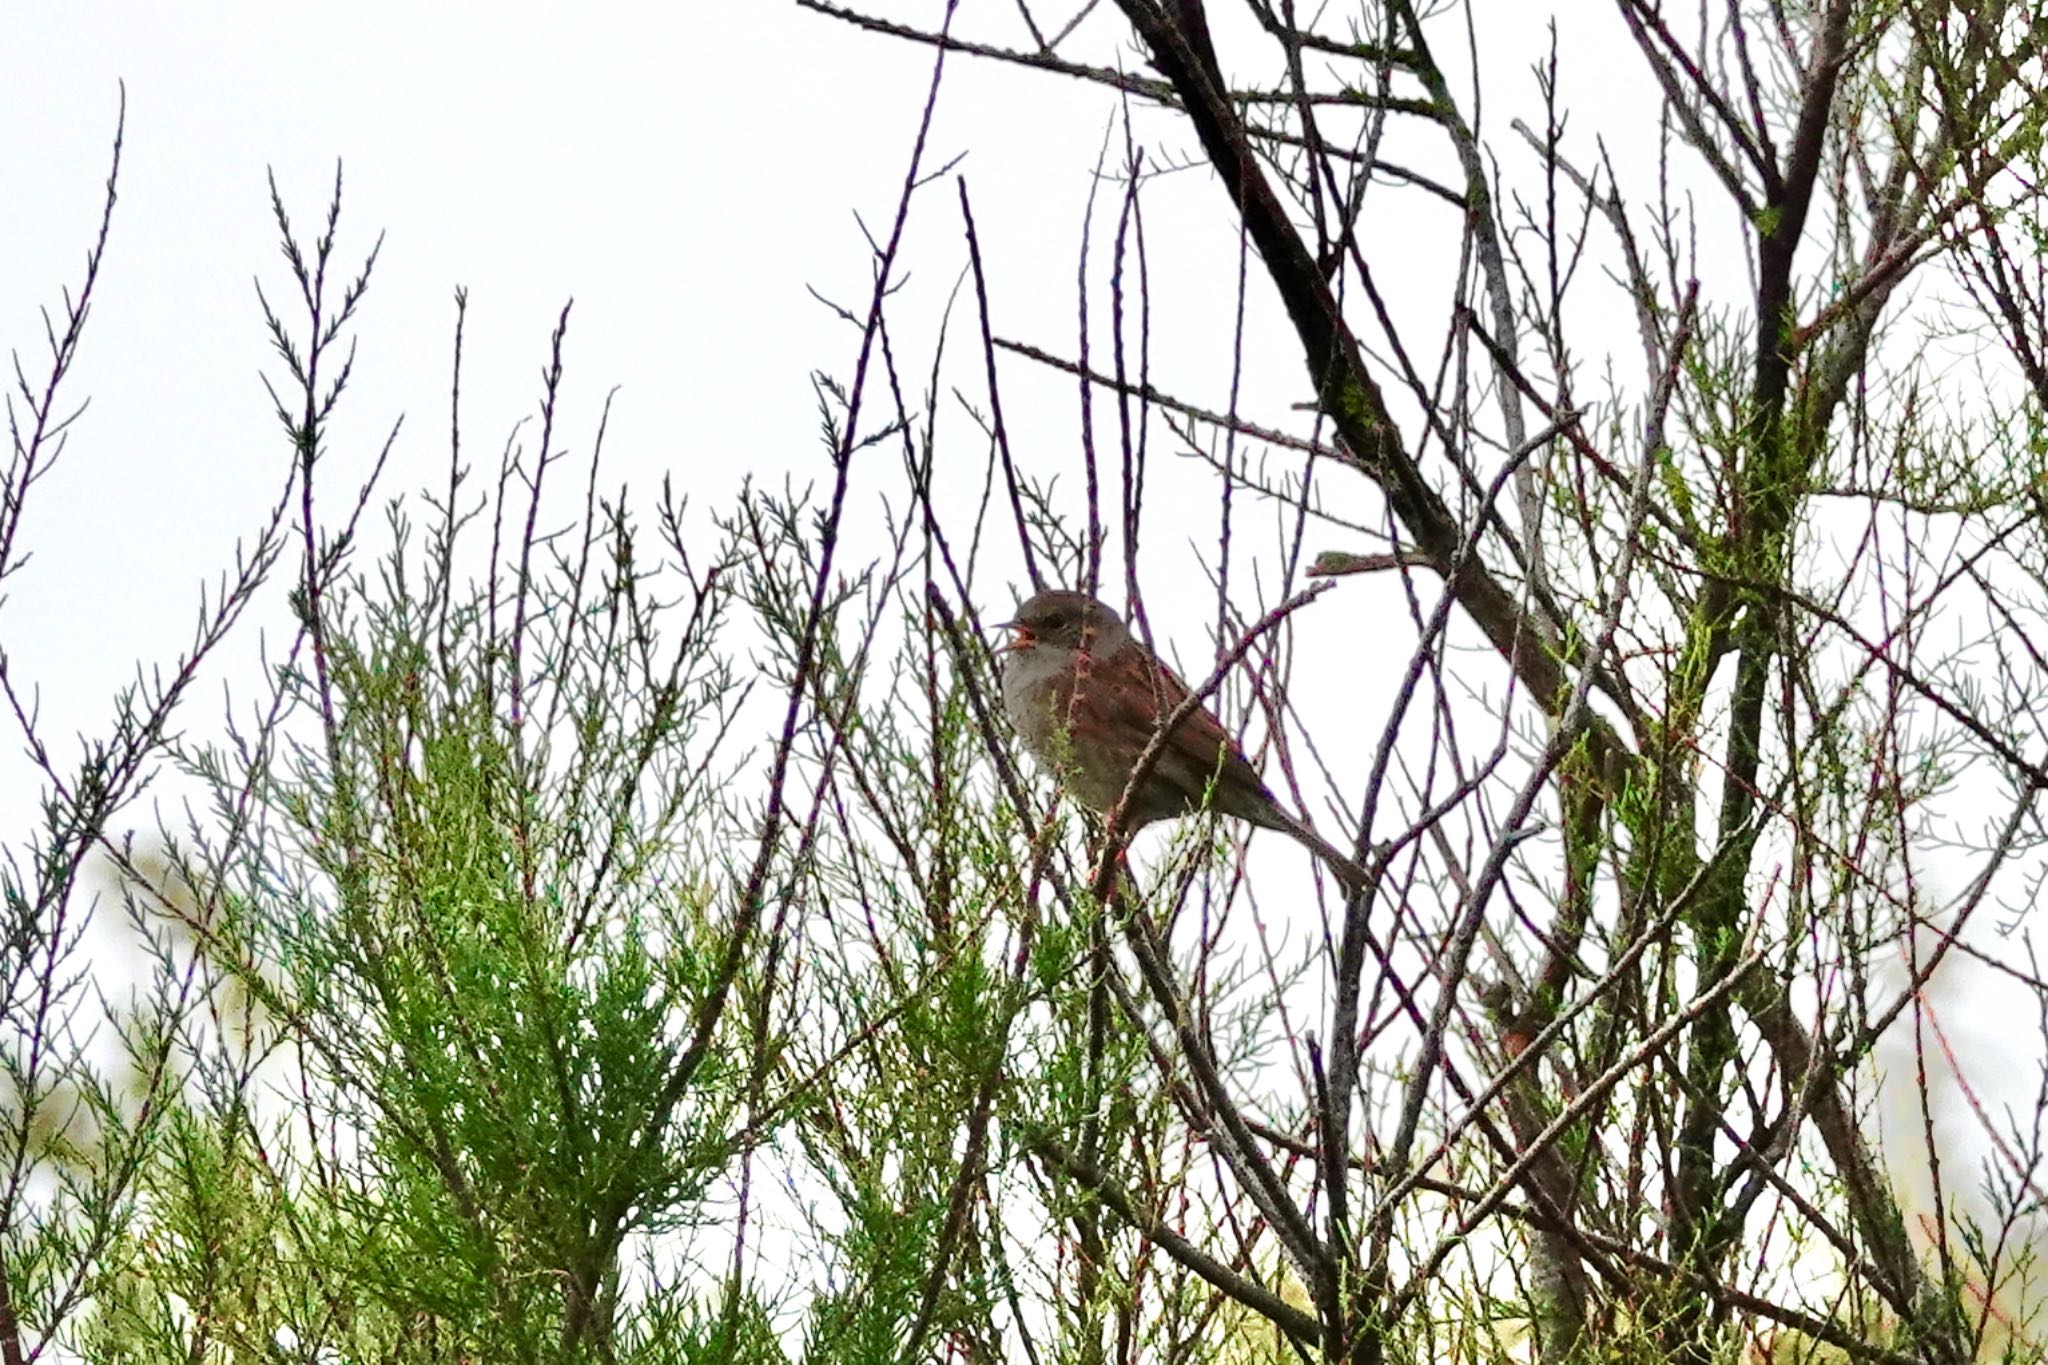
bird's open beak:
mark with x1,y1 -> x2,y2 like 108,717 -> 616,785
993,619 -> 1034,653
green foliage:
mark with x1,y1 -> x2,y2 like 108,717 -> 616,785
107,477 -> 760,1359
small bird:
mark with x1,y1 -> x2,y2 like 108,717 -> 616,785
998,588 -> 1368,892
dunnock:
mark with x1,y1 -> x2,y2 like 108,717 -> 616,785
999,588 -> 1368,892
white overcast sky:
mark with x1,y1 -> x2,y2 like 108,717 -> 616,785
7,0 -> 2044,1310
1,0 -> 1662,788
1,0 -> 1708,907
4,3 -> 968,753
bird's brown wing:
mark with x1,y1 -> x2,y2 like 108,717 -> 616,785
1080,642 -> 1272,808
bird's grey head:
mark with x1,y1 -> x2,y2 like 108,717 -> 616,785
1003,589 -> 1126,653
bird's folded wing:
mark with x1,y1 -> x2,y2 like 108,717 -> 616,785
1081,647 -> 1267,795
